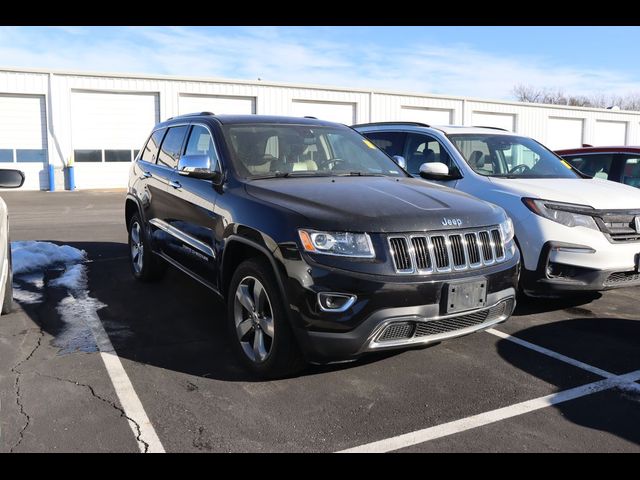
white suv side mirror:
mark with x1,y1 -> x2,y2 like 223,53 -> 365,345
419,162 -> 449,179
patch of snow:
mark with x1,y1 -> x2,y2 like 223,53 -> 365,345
17,272 -> 45,289
50,264 -> 86,291
54,291 -> 103,354
12,286 -> 43,304
11,241 -> 87,275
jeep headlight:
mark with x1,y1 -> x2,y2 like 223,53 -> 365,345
298,230 -> 375,258
499,217 -> 515,244
522,198 -> 599,231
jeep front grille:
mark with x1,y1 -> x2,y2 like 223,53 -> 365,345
388,227 -> 507,274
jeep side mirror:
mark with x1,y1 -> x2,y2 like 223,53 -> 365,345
419,162 -> 454,180
0,169 -> 25,188
178,154 -> 219,181
392,155 -> 407,170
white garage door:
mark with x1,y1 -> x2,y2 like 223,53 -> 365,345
472,112 -> 515,132
546,117 -> 584,150
71,91 -> 159,163
179,94 -> 255,115
400,107 -> 452,125
291,101 -> 355,124
594,120 -> 627,146
0,94 -> 47,164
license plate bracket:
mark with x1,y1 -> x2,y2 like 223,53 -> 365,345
446,280 -> 487,314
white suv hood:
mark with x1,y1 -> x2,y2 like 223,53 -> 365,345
488,177 -> 640,210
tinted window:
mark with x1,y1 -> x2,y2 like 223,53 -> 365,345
0,149 -> 12,162
16,149 -> 46,163
141,128 -> 166,163
105,150 -> 132,162
564,154 -> 613,179
75,150 -> 102,162
365,131 -> 406,157
184,125 -> 220,172
620,155 -> 640,187
404,133 -> 455,175
157,126 -> 188,169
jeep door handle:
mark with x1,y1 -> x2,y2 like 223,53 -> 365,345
141,171 -> 152,179
169,180 -> 182,189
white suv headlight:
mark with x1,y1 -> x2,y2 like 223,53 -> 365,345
298,230 -> 375,258
522,198 -> 599,231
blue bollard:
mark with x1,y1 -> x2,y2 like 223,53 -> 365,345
48,163 -> 55,191
67,165 -> 75,191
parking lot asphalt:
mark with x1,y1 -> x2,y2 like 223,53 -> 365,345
1,190 -> 639,452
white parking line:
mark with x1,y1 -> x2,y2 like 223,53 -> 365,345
79,292 -> 165,453
338,369 -> 640,453
338,327 -> 640,453
485,328 -> 614,378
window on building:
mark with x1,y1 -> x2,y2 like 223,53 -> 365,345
16,149 -> 46,163
105,150 -> 133,162
0,149 -> 12,162
74,150 -> 102,162
157,126 -> 188,169
141,128 -> 167,164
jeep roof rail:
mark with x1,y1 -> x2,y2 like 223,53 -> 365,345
303,116 -> 317,119
472,125 -> 508,131
351,121 -> 431,128
167,111 -> 215,120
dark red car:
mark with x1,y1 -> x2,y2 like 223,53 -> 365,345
555,146 -> 640,188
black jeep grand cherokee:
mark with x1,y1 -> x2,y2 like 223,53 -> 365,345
125,113 -> 520,377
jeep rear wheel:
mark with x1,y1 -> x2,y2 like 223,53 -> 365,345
128,213 -> 166,282
227,258 -> 304,378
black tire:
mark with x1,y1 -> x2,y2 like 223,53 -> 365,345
2,241 -> 12,315
128,213 -> 166,282
227,257 -> 304,379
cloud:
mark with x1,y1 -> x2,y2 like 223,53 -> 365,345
0,26 -> 638,101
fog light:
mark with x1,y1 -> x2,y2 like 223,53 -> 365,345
318,292 -> 357,312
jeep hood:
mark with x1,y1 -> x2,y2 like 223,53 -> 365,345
245,176 -> 505,233
488,177 -> 640,210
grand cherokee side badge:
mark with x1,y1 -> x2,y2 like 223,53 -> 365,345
442,218 -> 463,227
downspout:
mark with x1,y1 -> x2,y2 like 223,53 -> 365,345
46,72 -> 69,190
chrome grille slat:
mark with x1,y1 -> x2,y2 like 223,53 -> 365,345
465,233 -> 481,265
491,229 -> 505,259
388,226 -> 507,274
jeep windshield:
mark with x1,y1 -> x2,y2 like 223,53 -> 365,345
448,134 -> 579,179
222,124 -> 407,179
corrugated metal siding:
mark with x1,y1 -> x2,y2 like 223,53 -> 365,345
2,67 -> 640,190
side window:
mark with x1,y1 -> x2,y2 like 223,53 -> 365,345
568,154 -> 613,179
184,125 -> 220,172
157,126 -> 189,169
140,128 -> 166,164
620,155 -> 640,187
364,131 -> 406,157
403,133 -> 455,175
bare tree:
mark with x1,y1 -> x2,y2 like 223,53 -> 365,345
512,84 -> 640,111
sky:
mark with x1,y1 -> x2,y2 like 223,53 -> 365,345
1,26 -> 639,101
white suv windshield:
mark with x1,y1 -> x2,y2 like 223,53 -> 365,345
449,134 -> 579,179
223,124 -> 406,179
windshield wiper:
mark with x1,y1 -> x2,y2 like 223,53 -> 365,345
334,172 -> 386,177
250,171 -> 331,179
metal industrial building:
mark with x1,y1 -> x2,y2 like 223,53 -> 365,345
1,66 -> 640,190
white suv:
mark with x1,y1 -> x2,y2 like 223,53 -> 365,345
354,122 -> 640,296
